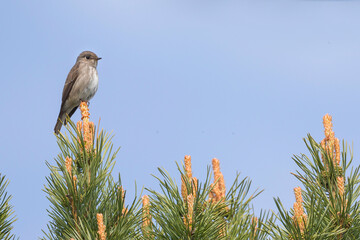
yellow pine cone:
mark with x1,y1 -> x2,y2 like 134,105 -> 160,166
77,102 -> 95,151
96,213 -> 107,240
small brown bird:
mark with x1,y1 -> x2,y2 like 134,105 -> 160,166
54,51 -> 101,134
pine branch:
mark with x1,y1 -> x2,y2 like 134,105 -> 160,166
0,174 -> 17,240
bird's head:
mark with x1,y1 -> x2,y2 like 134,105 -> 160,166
77,51 -> 102,67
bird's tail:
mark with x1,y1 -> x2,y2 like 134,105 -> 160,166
54,112 -> 65,134
54,106 -> 78,134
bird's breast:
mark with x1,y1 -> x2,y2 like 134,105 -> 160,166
81,66 -> 99,101
89,67 -> 99,91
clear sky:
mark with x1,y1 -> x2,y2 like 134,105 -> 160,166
1,0 -> 360,238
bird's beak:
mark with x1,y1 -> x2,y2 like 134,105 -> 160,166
97,57 -> 102,60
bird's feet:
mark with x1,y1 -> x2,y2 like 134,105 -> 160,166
79,99 -> 90,106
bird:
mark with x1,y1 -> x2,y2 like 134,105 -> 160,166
54,51 -> 101,134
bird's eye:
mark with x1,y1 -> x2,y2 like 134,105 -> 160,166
85,56 -> 90,59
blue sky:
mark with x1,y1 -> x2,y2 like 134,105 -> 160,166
1,0 -> 360,238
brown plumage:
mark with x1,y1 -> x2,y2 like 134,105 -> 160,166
54,51 -> 101,134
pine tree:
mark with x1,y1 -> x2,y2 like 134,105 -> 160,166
42,102 -> 142,240
142,156 -> 270,239
266,114 -> 360,239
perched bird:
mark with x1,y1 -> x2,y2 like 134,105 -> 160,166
54,51 -> 101,134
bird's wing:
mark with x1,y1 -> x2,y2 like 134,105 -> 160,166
61,61 -> 80,104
